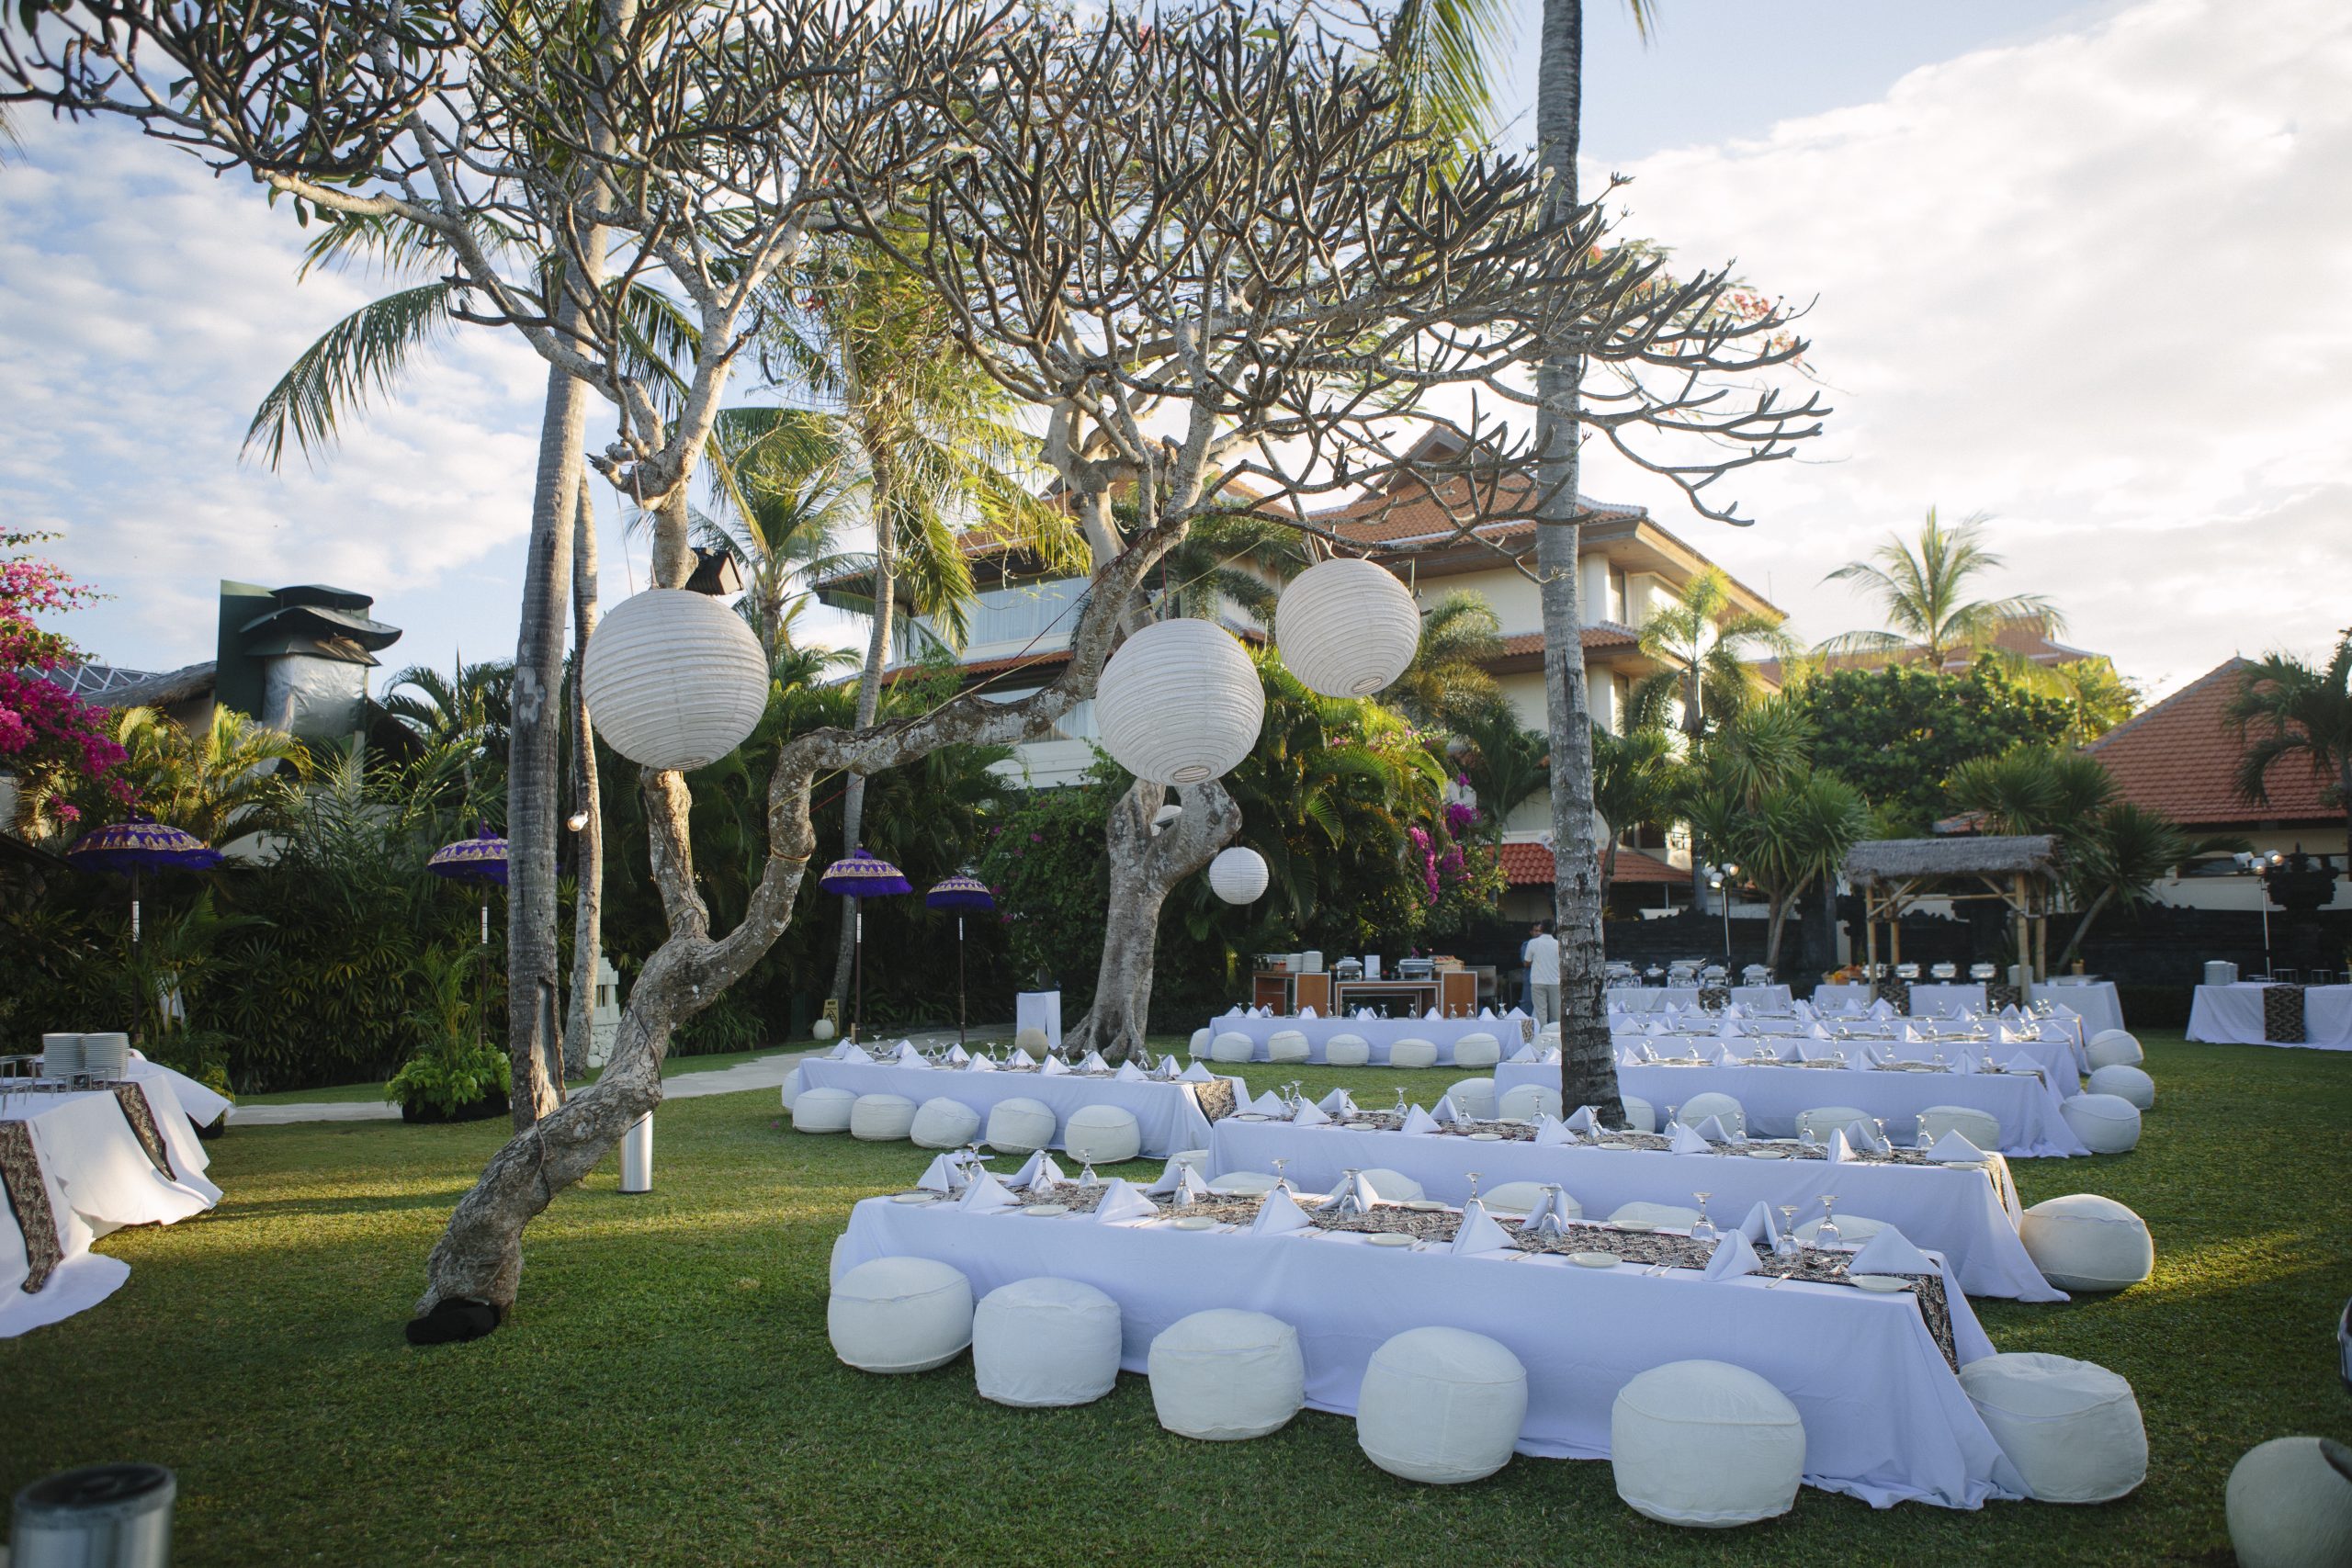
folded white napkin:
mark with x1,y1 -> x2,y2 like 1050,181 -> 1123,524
1400,1105 -> 1442,1136
1842,1118 -> 1891,1154
1565,1106 -> 1601,1135
1002,1151 -> 1055,1186
1080,1051 -> 1110,1072
1092,1179 -> 1160,1224
946,1044 -> 971,1064
1724,1002 -> 1744,1019
2004,1051 -> 2042,1076
1452,1202 -> 1516,1257
1532,1114 -> 1574,1146
1826,1128 -> 1854,1164
841,1043 -> 874,1063
1317,1170 -> 1386,1212
1009,1047 -> 1037,1067
917,1152 -> 973,1192
1926,1128 -> 1987,1163
1430,1093 -> 1464,1124
1299,1006 -> 1319,1020
1713,1045 -> 1741,1067
1250,1187 -> 1315,1235
1953,1053 -> 1978,1075
1317,1088 -> 1358,1115
1862,1043 -> 1894,1067
1507,1006 -> 1529,1018
1704,1231 -> 1763,1280
1667,1122 -> 1713,1156
899,1052 -> 933,1071
959,1169 -> 1020,1213
1158,1055 -> 1182,1077
1041,1055 -> 1071,1076
1147,1160 -> 1213,1200
1848,1225 -> 1937,1276
1248,1090 -> 1287,1116
1291,1100 -> 1332,1126
1807,1021 -> 1832,1040
1694,1114 -> 1740,1145
1716,1021 -> 1744,1042
1178,1063 -> 1216,1085
1115,1060 -> 1148,1082
1510,1043 -> 1541,1063
1513,1185 -> 1576,1229
967,1055 -> 997,1072
1739,1200 -> 1780,1248
1479,1006 -> 1497,1020
890,1041 -> 922,1063
1424,1008 -> 1442,1021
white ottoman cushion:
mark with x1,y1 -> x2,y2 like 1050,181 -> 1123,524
910,1097 -> 983,1149
1451,1032 -> 1502,1069
1358,1168 -> 1427,1202
1210,1032 -> 1257,1063
985,1096 -> 1058,1155
1446,1077 -> 1500,1121
1190,1027 -> 1213,1058
1610,1201 -> 1701,1230
1148,1308 -> 1305,1439
2061,1092 -> 2143,1154
1498,1084 -> 1563,1122
973,1277 -> 1124,1407
2018,1193 -> 2153,1292
1919,1104 -> 2004,1151
1484,1181 -> 1578,1218
1170,1149 -> 1210,1169
1959,1352 -> 2146,1503
2228,1437 -> 2352,1568
829,1232 -> 852,1287
780,1066 -> 806,1111
1266,1029 -> 1311,1063
1325,1032 -> 1371,1066
1796,1105 -> 1871,1141
828,1257 -> 974,1373
1209,1172 -> 1278,1197
1621,1096 -> 1657,1133
1357,1326 -> 1528,1483
849,1092 -> 918,1141
792,1086 -> 856,1134
1388,1037 -> 1439,1069
2086,1064 -> 2154,1110
1679,1092 -> 1746,1137
1611,1359 -> 1805,1527
1015,1026 -> 1051,1055
1064,1104 -> 1143,1165
2085,1029 -> 2143,1070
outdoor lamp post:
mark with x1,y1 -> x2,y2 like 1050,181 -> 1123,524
1702,862 -> 1739,959
2233,851 -> 2284,974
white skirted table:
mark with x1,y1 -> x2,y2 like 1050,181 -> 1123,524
1605,1023 -> 2083,1096
1,1077 -> 220,1337
1495,1059 -> 2091,1158
1200,1012 -> 1531,1065
2186,983 -> 2352,1049
795,1059 -> 1239,1157
1205,1118 -> 2060,1301
2040,979 -> 2124,1039
1014,991 -> 1063,1049
837,1196 -> 2024,1509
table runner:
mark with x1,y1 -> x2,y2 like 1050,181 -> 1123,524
0,1122 -> 62,1292
2264,984 -> 2307,1043
109,1084 -> 175,1180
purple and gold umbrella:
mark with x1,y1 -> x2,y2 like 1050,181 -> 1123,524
65,818 -> 225,945
821,849 -> 908,1043
429,826 -> 507,1043
926,874 -> 997,1047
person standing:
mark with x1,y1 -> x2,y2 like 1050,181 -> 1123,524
1523,920 -> 1561,1027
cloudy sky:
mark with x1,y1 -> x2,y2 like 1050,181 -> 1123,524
2,0 -> 2345,700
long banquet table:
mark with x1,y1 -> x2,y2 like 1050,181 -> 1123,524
2186,983 -> 2352,1049
1198,1011 -> 1531,1066
838,1195 -> 2024,1509
2,1077 -> 220,1337
1495,1058 -> 2091,1158
1606,985 -> 1792,1012
795,1059 -> 1240,1156
1606,1022 -> 2084,1095
1205,1117 -> 2060,1300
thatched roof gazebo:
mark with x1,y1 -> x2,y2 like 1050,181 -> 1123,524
1842,835 -> 2060,994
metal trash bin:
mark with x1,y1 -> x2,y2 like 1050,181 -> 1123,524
11,1463 -> 175,1567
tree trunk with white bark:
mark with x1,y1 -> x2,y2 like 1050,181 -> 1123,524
831,453 -> 897,1021
1064,779 -> 1241,1062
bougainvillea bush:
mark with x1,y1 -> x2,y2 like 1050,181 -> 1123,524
0,531 -> 129,834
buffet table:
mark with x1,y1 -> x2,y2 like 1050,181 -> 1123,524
1200,1010 -> 1532,1065
1495,1058 -> 2090,1158
795,1059 -> 1240,1156
838,1195 -> 2022,1508
2,1077 -> 220,1337
1205,1117 -> 2058,1301
2186,983 -> 2352,1049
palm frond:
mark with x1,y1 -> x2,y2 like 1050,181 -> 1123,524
243,283 -> 453,470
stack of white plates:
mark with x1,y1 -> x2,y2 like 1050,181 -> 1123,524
82,1032 -> 130,1080
41,1032 -> 85,1077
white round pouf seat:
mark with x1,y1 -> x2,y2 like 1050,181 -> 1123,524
1958,1352 -> 2146,1503
1325,1033 -> 1371,1066
2228,1437 -> 2352,1568
910,1097 -> 983,1150
1388,1037 -> 1439,1069
1447,1077 -> 1499,1121
2018,1193 -> 2154,1292
1452,1032 -> 1503,1069
2086,1064 -> 2155,1111
1064,1104 -> 1142,1165
1610,1201 -> 1701,1230
1358,1168 -> 1427,1202
2061,1092 -> 2143,1154
1918,1104 -> 2004,1151
1679,1092 -> 1746,1137
1611,1359 -> 1805,1527
780,1066 -> 806,1112
1357,1327 -> 1529,1484
1210,1032 -> 1257,1064
792,1086 -> 856,1134
973,1277 -> 1124,1407
1189,1028 -> 1213,1059
828,1257 -> 975,1374
849,1092 -> 918,1141
2086,1029 -> 2144,1070
1498,1084 -> 1562,1122
1483,1181 -> 1578,1218
1148,1309 -> 1305,1440
1620,1095 -> 1657,1133
1015,1026 -> 1051,1055
1266,1029 -> 1311,1064
985,1097 -> 1058,1156
1795,1105 -> 1871,1142
1208,1172 -> 1278,1197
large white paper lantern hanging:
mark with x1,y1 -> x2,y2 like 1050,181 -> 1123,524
1094,618 -> 1264,785
1208,846 -> 1269,905
1274,557 -> 1420,697
582,588 -> 770,771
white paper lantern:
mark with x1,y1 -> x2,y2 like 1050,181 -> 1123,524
582,588 -> 770,771
1208,846 -> 1269,905
1274,557 -> 1420,697
1094,618 -> 1264,784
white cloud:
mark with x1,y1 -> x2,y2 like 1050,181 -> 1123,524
1570,0 -> 2352,696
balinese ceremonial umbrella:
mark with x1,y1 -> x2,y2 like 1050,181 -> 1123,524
924,874 -> 996,1048
429,825 -> 508,1045
821,849 -> 910,1043
65,818 -> 225,946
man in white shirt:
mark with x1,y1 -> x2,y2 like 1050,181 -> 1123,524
1522,920 -> 1560,1027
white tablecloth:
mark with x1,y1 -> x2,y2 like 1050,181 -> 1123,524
2041,979 -> 2124,1039
1014,991 -> 1062,1049
838,1198 -> 2021,1509
2,1078 -> 220,1337
2187,984 -> 2352,1049
1607,986 -> 1793,1012
1203,1011 -> 1530,1065
1206,1119 -> 2058,1301
1496,1060 -> 2091,1158
796,1059 -> 1235,1156
1603,1023 -> 2082,1096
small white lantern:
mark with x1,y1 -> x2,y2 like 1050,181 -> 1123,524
1093,618 -> 1264,785
1274,557 -> 1419,697
582,589 -> 770,771
1208,846 -> 1269,905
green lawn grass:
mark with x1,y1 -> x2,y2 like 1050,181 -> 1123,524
6,1032 -> 2346,1565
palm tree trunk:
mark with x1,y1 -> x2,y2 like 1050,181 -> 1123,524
1067,780 -> 1241,1061
830,451 -> 897,1018
1534,0 -> 1619,1121
1764,893 -> 1792,971
2053,887 -> 2114,974
560,482 -> 605,1079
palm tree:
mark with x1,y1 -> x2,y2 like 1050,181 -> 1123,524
103,705 -> 308,845
695,407 -> 865,665
1818,509 -> 2064,668
1735,768 -> 1870,970
1589,726 -> 1678,892
376,660 -> 515,764
2227,632 -> 2352,869
1945,747 -> 2113,837
1381,591 -> 1503,732
1453,701 -> 1550,827
1629,567 -> 1795,741
2054,803 -> 2234,972
1153,509 -> 1312,626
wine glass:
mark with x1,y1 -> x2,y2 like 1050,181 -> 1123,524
1872,1118 -> 1891,1149
1464,1171 -> 1483,1202
1665,1103 -> 1681,1132
1392,1087 -> 1408,1115
1079,1162 -> 1100,1190
1536,1185 -> 1570,1238
1689,1192 -> 1716,1245
1815,1195 -> 1842,1247
1775,1206 -> 1802,1262
1272,1157 -> 1293,1194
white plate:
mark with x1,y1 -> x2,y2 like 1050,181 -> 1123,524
1746,1148 -> 1788,1159
1234,1112 -> 1272,1121
1467,1132 -> 1504,1143
891,1192 -> 939,1203
1021,1203 -> 1069,1217
1400,1200 -> 1447,1213
1848,1274 -> 1911,1292
1364,1233 -> 1417,1247
1170,1215 -> 1217,1231
1612,1221 -> 1657,1234
1568,1251 -> 1621,1269
1598,1140 -> 1634,1150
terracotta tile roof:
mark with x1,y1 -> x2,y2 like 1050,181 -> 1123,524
1498,840 -> 1684,886
1498,626 -> 1642,657
1306,470 -> 1644,549
2085,658 -> 2336,826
